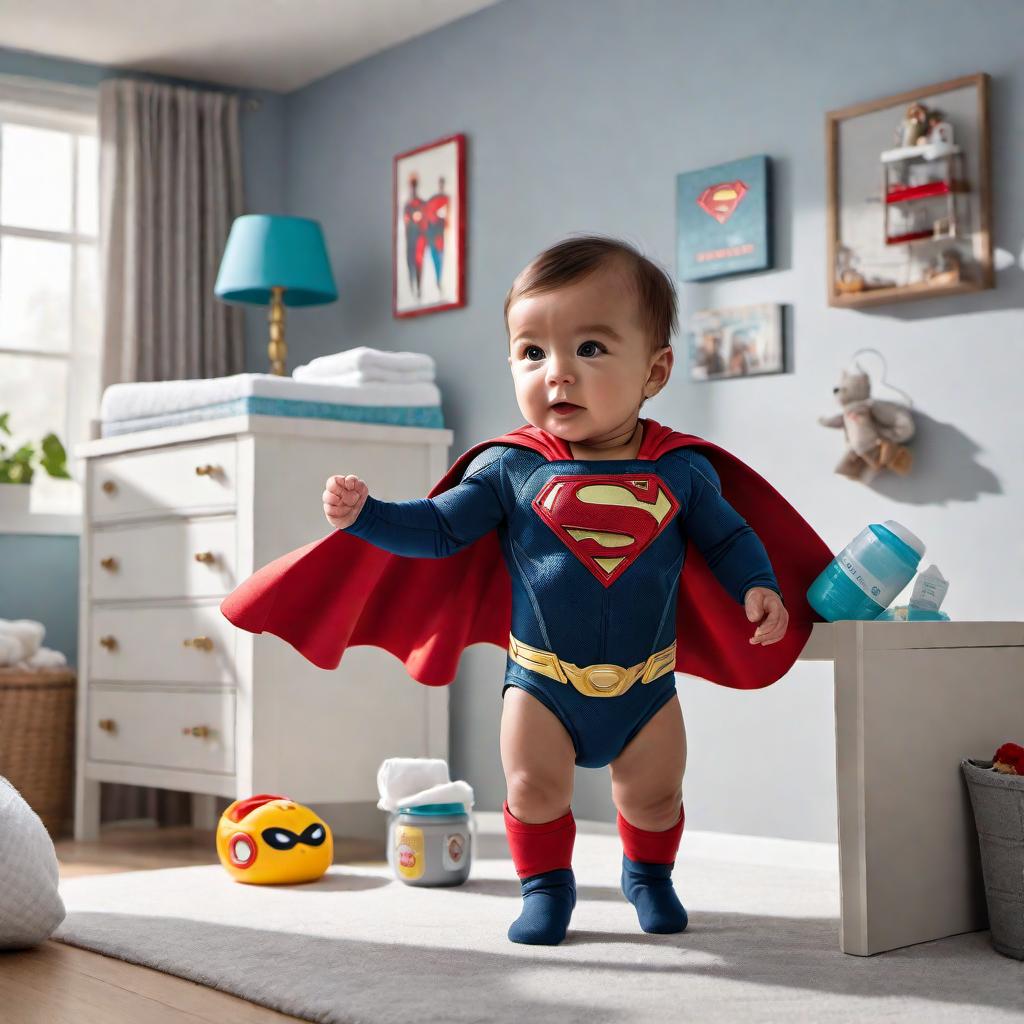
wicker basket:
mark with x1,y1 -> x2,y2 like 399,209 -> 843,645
0,667 -> 76,838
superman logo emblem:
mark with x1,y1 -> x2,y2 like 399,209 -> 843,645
696,179 -> 748,224
532,474 -> 680,587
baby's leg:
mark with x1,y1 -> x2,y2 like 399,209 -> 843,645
609,693 -> 688,934
499,686 -> 577,945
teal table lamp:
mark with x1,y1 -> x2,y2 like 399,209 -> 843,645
215,214 -> 338,375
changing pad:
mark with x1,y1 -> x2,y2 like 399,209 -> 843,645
99,374 -> 444,436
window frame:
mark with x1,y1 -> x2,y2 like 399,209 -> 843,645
0,75 -> 99,536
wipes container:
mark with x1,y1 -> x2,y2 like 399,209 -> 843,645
807,520 -> 924,621
388,803 -> 472,887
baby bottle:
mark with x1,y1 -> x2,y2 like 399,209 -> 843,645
807,520 -> 924,621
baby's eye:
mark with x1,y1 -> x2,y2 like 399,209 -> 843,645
578,340 -> 604,357
524,345 -> 544,361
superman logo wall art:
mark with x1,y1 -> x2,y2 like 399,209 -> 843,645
676,155 -> 773,281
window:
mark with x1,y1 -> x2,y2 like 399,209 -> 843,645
0,78 -> 100,520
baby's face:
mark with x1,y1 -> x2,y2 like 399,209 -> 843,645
506,260 -> 671,445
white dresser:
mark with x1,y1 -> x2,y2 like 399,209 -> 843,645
73,414 -> 453,840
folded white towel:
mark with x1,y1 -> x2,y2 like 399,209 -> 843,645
0,620 -> 44,664
101,373 -> 442,423
294,347 -> 435,381
376,757 -> 475,813
297,368 -> 436,386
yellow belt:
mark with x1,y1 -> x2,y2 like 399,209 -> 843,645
507,633 -> 677,699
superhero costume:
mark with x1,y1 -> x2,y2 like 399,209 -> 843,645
220,418 -> 832,724
423,191 -> 449,287
221,417 -> 831,945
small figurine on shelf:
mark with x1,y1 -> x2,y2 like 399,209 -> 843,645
835,245 -> 865,294
898,102 -> 929,147
926,109 -> 954,146
923,248 -> 963,287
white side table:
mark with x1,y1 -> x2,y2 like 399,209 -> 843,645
802,620 -> 1024,955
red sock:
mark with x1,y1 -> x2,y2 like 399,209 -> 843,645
617,804 -> 685,865
503,802 -> 576,879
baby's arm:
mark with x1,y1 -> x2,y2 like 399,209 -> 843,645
677,451 -> 781,603
322,449 -> 507,558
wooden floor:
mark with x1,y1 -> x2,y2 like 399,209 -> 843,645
1,825 -> 385,1024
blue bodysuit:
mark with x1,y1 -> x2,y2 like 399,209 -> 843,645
345,444 -> 779,769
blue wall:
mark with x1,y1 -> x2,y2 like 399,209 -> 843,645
274,0 -> 1024,839
0,535 -> 79,666
6,0 -> 1023,839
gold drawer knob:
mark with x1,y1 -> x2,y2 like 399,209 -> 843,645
99,635 -> 118,651
195,464 -> 220,477
100,556 -> 119,571
101,480 -> 117,495
98,718 -> 116,733
183,636 -> 214,651
182,725 -> 211,739
194,551 -> 216,564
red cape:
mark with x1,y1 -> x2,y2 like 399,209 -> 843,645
220,419 -> 832,690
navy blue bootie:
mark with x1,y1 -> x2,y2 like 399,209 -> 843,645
507,867 -> 576,945
620,855 -> 688,934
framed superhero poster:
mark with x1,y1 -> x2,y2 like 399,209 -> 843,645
393,133 -> 466,318
676,155 -> 772,281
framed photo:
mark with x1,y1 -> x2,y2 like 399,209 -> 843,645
826,73 -> 992,308
393,133 -> 466,318
676,155 -> 772,281
685,303 -> 784,382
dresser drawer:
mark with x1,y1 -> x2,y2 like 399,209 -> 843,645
92,517 -> 238,601
91,604 -> 237,684
88,686 -> 234,774
91,439 -> 237,520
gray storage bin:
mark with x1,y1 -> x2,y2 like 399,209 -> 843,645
961,758 -> 1024,959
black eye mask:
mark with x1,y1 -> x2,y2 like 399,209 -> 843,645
261,823 -> 327,850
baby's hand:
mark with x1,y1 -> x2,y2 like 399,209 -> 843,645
745,587 -> 789,646
323,474 -> 369,530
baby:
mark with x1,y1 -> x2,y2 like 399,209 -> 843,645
321,236 -> 788,945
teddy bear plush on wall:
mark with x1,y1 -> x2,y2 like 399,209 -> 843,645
819,367 -> 915,481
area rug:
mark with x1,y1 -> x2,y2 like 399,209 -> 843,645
54,822 -> 1022,1024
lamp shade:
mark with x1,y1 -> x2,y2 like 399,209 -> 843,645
214,214 -> 338,307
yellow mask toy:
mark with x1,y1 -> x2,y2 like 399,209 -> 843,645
216,794 -> 333,885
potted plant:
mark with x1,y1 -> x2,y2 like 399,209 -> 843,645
0,412 -> 71,518
961,742 -> 1024,959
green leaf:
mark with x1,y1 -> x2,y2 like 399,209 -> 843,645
40,433 -> 70,479
0,412 -> 10,436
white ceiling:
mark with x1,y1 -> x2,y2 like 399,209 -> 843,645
0,0 -> 502,93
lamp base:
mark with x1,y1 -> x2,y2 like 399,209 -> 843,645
268,286 -> 287,375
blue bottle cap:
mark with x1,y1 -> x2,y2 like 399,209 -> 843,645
398,803 -> 467,816
881,520 -> 925,558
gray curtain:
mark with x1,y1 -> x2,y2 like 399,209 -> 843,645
96,79 -> 245,826
98,78 -> 245,388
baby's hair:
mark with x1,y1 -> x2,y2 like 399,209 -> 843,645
504,235 -> 678,352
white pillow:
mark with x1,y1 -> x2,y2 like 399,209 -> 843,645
0,776 -> 66,948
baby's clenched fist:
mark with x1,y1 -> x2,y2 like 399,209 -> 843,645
323,474 -> 369,529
